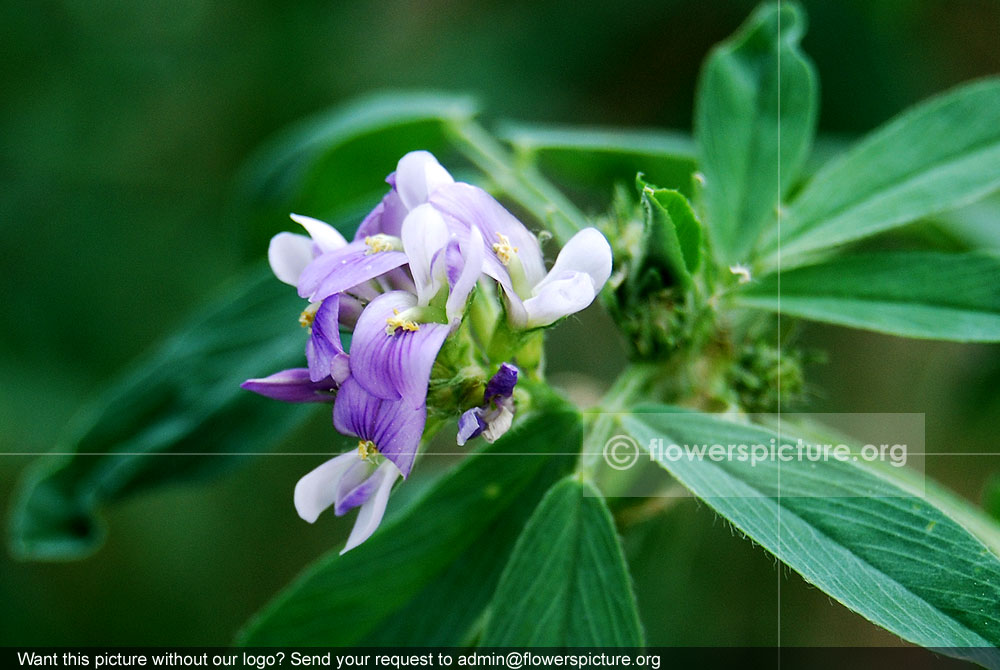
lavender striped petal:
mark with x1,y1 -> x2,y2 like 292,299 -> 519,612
349,291 -> 450,403
333,376 -> 426,477
297,241 -> 407,302
241,368 -> 336,403
430,182 -> 547,286
306,296 -> 347,382
333,457 -> 379,516
354,187 -> 409,240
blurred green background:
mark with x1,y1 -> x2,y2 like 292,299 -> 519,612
2,0 -> 998,647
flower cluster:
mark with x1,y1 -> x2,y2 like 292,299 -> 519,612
243,151 -> 612,552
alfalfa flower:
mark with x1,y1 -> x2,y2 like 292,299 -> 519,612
431,183 -> 613,328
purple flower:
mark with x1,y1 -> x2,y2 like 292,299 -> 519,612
268,214 -> 349,287
355,150 -> 455,239
292,373 -> 430,553
400,203 -> 485,326
333,376 -> 427,478
348,290 -> 451,404
240,368 -> 338,404
293,449 -> 401,555
296,151 -> 457,304
457,363 -> 519,446
432,183 -> 613,328
301,295 -> 350,383
244,149 -> 616,554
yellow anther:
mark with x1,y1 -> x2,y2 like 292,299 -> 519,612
299,302 -> 320,328
492,232 -> 518,266
385,308 -> 421,336
358,439 -> 378,460
365,234 -> 397,255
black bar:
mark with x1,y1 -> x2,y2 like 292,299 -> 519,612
4,647 -> 994,670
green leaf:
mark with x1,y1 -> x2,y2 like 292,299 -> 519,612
986,475 -> 1000,525
771,78 -> 1000,263
499,122 -> 697,201
8,265 -> 315,560
735,251 -> 1000,342
481,476 -> 643,646
694,2 -> 817,264
237,396 -> 581,646
623,408 -> 1000,656
932,192 -> 1000,251
779,415 -> 1000,557
234,91 -> 479,251
633,176 -> 702,291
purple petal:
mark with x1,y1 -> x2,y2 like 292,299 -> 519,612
333,377 -> 426,477
297,241 -> 407,302
354,188 -> 409,240
337,294 -> 364,330
241,368 -> 337,403
444,240 -> 463,286
349,291 -> 450,403
430,182 -> 547,286
333,457 -> 379,516
353,200 -> 385,241
381,266 -> 417,294
456,408 -> 486,446
306,296 -> 348,382
485,363 -> 519,404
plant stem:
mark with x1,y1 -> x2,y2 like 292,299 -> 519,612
446,118 -> 589,244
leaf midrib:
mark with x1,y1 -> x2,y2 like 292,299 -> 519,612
693,463 -> 996,645
625,414 -> 1000,647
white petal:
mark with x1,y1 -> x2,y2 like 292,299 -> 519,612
401,204 -> 450,305
446,224 -> 485,324
290,213 -> 348,253
341,460 -> 401,554
533,227 -> 613,295
395,151 -> 454,210
293,452 -> 359,523
268,232 -> 314,286
523,270 -> 597,328
482,406 -> 515,443
501,283 -> 529,329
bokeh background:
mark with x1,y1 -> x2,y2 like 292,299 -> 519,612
2,0 -> 998,646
